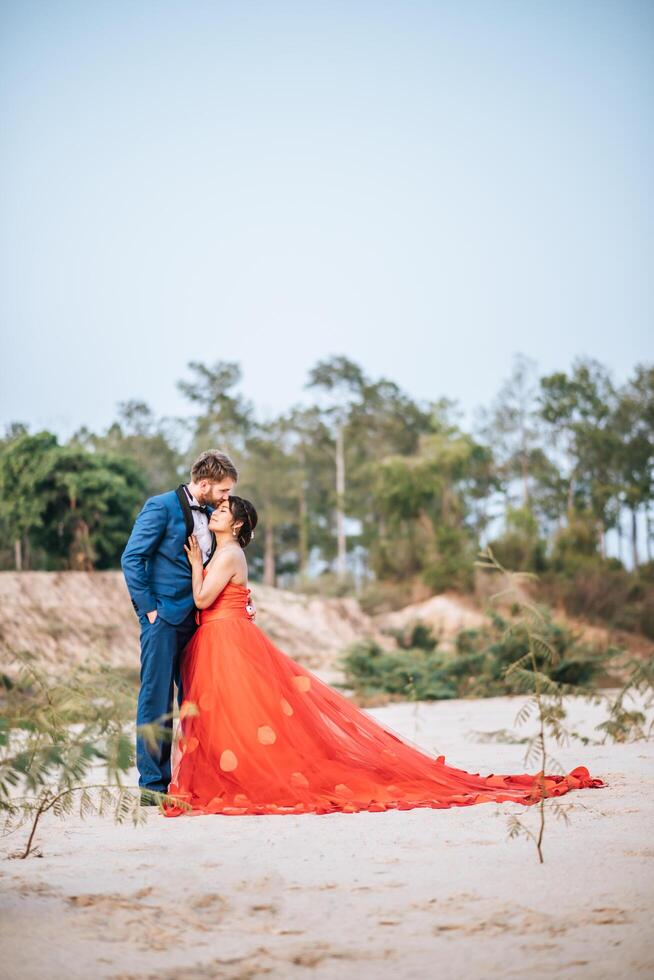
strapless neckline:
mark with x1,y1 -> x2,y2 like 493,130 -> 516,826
198,579 -> 251,623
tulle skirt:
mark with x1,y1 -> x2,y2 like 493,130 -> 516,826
164,617 -> 605,817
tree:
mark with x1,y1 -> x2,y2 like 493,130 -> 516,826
280,406 -> 335,578
539,359 -> 620,556
478,354 -> 540,510
177,361 -> 253,460
0,432 -> 147,570
74,400 -> 182,498
367,411 -> 496,593
306,357 -> 366,579
0,430 -> 57,570
237,422 -> 299,587
614,365 -> 654,568
345,378 -> 432,559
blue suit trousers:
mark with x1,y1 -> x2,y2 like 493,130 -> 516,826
136,610 -> 197,791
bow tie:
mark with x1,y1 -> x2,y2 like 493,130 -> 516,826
190,504 -> 208,515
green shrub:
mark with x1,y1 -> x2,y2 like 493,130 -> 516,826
341,639 -> 459,701
341,610 -> 619,701
550,518 -> 601,571
0,654 -> 163,857
459,611 -> 616,690
487,507 -> 548,573
487,530 -> 547,574
421,527 -> 476,593
392,622 -> 439,652
540,562 -> 654,638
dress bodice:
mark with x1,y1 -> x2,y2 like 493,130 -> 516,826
198,579 -> 251,624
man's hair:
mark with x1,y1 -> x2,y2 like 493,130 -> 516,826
190,450 -> 238,483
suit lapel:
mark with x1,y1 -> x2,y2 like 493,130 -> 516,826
177,486 -> 216,567
175,485 -> 195,538
204,505 -> 216,567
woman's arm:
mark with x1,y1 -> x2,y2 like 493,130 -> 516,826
183,535 -> 239,609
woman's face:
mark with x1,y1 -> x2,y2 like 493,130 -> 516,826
208,499 -> 240,536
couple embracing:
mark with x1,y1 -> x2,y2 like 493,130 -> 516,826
121,450 -> 604,818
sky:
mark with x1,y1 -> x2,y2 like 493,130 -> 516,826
1,0 -> 653,439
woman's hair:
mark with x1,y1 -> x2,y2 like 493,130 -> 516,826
228,495 -> 258,548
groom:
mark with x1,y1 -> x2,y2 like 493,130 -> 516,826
121,449 -> 239,801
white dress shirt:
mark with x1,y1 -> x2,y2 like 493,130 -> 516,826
184,485 -> 213,563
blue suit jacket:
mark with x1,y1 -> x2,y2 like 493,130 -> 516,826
121,486 -> 213,626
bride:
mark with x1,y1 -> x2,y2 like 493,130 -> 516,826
164,496 -> 604,817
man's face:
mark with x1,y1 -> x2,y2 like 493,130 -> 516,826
197,478 -> 235,507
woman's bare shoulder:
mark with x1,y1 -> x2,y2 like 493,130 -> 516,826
231,547 -> 249,585
208,544 -> 248,582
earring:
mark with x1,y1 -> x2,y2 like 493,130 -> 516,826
232,528 -> 238,537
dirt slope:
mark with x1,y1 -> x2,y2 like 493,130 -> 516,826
0,572 -> 388,683
375,592 -> 487,646
2,573 -> 647,688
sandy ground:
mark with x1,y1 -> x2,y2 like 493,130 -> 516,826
1,693 -> 653,980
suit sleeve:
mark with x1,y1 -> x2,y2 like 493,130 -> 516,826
121,499 -> 168,616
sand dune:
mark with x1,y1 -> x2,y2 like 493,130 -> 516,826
0,572 -> 389,683
375,591 -> 487,646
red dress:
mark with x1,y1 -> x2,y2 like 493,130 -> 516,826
164,581 -> 605,817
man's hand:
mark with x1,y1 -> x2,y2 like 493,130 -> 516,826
146,610 -> 158,624
246,598 -> 256,622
